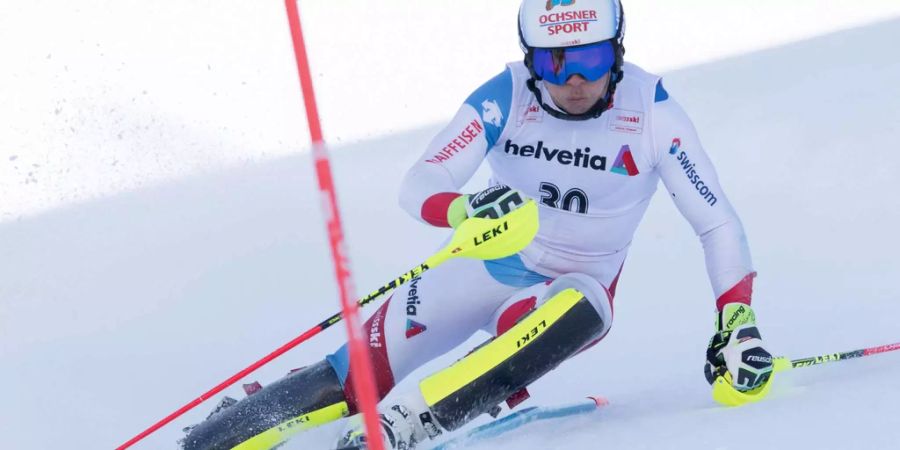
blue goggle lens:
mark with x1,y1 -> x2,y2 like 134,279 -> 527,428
532,40 -> 615,85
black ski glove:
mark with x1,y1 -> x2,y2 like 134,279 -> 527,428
447,185 -> 528,228
704,303 -> 775,392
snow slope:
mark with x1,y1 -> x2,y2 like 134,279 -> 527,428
5,0 -> 900,221
1,14 -> 900,450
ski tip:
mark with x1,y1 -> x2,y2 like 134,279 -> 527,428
587,396 -> 610,407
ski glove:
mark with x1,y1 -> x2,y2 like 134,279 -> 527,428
446,185 -> 528,229
704,303 -> 775,392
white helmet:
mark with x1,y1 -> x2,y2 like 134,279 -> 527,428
518,0 -> 626,120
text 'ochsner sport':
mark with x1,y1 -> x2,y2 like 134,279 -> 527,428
539,10 -> 599,35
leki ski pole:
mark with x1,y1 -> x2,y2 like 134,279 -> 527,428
713,341 -> 900,406
784,341 -> 900,369
115,201 -> 541,450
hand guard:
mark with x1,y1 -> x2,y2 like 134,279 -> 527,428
704,303 -> 774,392
447,185 -> 528,228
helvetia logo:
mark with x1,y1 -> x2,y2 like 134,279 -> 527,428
610,145 -> 640,176
406,277 -> 428,339
504,140 -> 637,176
504,140 -> 606,171
405,277 -> 426,339
406,277 -> 421,316
406,319 -> 427,339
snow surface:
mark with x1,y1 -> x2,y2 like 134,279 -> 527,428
2,4 -> 900,450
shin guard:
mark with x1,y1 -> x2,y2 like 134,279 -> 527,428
181,360 -> 349,450
418,288 -> 605,431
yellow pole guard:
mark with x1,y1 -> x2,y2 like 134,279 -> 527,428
712,357 -> 792,407
230,402 -> 349,450
437,200 -> 539,264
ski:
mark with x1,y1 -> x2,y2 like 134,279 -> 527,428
429,397 -> 608,450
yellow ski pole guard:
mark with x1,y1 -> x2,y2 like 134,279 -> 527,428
712,357 -> 792,407
438,199 -> 540,263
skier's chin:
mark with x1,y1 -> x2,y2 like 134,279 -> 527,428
559,99 -> 593,114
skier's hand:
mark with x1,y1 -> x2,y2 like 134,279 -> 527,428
704,303 -> 774,392
447,185 -> 529,228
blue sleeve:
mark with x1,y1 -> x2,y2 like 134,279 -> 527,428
655,79 -> 670,103
464,68 -> 514,150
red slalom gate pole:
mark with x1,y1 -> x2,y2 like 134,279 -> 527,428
115,5 -> 386,449
283,3 -> 386,450
116,5 -> 384,449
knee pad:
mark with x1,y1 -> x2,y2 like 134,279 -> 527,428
488,273 -> 613,339
545,273 -> 613,338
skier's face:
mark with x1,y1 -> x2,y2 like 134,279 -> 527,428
544,72 -> 610,115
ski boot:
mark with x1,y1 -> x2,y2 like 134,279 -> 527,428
180,360 -> 350,450
335,394 -> 439,450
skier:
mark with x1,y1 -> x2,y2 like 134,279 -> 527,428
181,1 -> 774,449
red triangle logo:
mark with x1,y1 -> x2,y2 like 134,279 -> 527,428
406,319 -> 427,339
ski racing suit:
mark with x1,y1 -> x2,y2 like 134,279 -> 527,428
179,60 -> 760,450
326,60 -> 756,415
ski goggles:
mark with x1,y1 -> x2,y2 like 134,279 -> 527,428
532,40 -> 615,85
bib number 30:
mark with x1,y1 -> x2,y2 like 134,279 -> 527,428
539,182 -> 588,214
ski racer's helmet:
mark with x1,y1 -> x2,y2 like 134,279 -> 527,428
518,0 -> 625,120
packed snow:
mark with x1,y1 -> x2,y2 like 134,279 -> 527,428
1,2 -> 899,449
